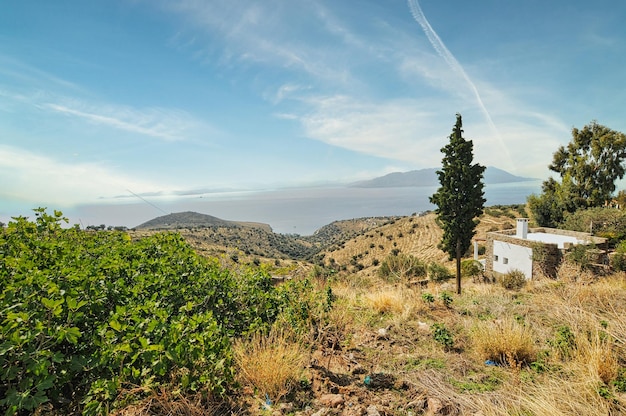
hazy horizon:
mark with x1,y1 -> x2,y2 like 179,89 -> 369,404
1,181 -> 541,235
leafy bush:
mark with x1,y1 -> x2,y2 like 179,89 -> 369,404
421,292 -> 435,303
0,209 -> 325,415
499,269 -> 527,290
562,207 -> 626,245
548,325 -> 576,360
613,368 -> 626,392
377,253 -> 426,282
432,323 -> 454,349
439,292 -> 453,307
461,259 -> 483,278
566,244 -> 594,270
611,240 -> 626,271
427,262 -> 453,282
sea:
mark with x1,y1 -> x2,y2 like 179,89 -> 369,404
70,180 -> 542,236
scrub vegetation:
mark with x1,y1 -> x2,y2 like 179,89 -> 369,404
2,206 -> 626,415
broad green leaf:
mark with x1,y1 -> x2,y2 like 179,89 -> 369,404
109,320 -> 122,332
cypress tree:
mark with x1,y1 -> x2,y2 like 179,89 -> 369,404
430,114 -> 485,294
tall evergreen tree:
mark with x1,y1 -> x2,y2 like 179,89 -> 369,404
430,114 -> 485,294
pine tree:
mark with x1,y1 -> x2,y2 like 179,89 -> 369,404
430,114 -> 485,294
529,121 -> 626,227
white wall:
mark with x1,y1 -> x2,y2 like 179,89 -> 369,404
492,240 -> 533,279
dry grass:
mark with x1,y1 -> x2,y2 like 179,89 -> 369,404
574,332 -> 619,385
233,330 -> 308,404
111,388 -> 220,416
471,318 -> 537,367
364,287 -> 406,315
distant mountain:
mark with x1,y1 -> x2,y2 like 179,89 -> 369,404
350,166 -> 536,188
134,211 -> 272,232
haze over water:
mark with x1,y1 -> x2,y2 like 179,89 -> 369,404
70,181 -> 541,235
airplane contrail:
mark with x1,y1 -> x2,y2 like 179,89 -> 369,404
407,0 -> 512,164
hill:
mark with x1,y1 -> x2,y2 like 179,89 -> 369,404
134,211 -> 272,232
131,214 -> 406,263
312,206 -> 525,275
350,166 -> 535,188
130,205 -> 527,276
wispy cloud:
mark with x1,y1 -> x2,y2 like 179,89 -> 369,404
158,0 -> 571,179
294,95 -> 444,166
0,53 -> 85,94
43,102 -> 197,141
163,0 -> 358,86
0,145 -> 175,205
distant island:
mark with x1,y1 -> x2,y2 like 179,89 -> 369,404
350,166 -> 536,188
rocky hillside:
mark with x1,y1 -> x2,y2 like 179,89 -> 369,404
130,205 -> 526,275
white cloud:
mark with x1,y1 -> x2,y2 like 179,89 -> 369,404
0,85 -> 219,144
163,0 -> 359,86
0,145 -> 175,205
267,83 -> 310,104
296,95 -> 444,166
42,101 -> 211,142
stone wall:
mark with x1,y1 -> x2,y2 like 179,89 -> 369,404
484,226 -> 607,280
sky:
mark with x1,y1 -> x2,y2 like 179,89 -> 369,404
1,0 -> 625,224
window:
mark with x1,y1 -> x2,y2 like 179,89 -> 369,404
494,255 -> 499,262
503,258 -> 509,265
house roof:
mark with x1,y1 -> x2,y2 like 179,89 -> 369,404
524,232 -> 586,249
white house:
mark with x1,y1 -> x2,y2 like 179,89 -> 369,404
484,218 -> 607,280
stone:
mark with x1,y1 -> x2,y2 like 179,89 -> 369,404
318,393 -> 345,408
426,397 -> 444,415
366,404 -> 381,416
311,408 -> 328,416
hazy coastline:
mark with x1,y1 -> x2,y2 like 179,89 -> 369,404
60,181 -> 541,235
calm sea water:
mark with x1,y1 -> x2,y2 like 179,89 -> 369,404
73,181 -> 541,235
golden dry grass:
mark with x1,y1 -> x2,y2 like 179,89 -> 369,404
470,318 -> 537,367
364,287 -> 406,315
233,330 -> 308,404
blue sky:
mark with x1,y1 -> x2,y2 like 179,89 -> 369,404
1,0 -> 625,220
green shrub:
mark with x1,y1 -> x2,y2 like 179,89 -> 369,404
377,253 -> 426,281
499,269 -> 527,290
432,323 -> 454,349
611,240 -> 626,271
0,209 -> 327,415
548,325 -> 576,359
428,262 -> 453,282
422,292 -> 435,303
611,252 -> 626,271
613,368 -> 626,392
566,244 -> 594,270
440,292 -> 453,307
461,259 -> 483,278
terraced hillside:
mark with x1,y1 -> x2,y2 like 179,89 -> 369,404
131,206 -> 526,276
314,207 -> 523,275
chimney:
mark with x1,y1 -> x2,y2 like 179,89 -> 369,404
516,218 -> 528,239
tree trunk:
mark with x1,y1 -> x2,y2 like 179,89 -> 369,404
455,240 -> 462,294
